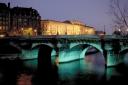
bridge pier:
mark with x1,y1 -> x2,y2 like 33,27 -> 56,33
105,47 -> 122,66
106,50 -> 120,66
54,47 -> 59,66
35,45 -> 58,85
101,39 -> 122,67
2,35 -> 125,67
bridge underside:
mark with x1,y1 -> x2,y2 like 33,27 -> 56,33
19,46 -> 128,67
0,40 -> 127,67
19,43 -> 106,65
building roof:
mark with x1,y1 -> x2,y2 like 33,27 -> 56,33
11,7 -> 39,16
42,20 -> 87,26
0,3 -> 9,11
63,20 -> 85,26
0,3 -> 7,8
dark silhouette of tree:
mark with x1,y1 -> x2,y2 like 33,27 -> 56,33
110,0 -> 128,36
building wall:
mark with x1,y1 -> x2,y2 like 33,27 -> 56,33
0,3 -> 41,37
9,7 -> 41,36
0,3 -> 9,36
41,20 -> 95,35
0,3 -> 95,36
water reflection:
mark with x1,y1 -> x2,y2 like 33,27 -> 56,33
59,60 -> 80,80
20,52 -> 126,84
0,52 -> 128,85
23,59 -> 37,71
17,73 -> 32,85
107,67 -> 121,80
0,58 -> 23,85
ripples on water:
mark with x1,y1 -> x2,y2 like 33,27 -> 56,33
0,52 -> 128,85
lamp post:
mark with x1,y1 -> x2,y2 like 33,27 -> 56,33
118,28 -> 121,32
126,29 -> 128,31
126,28 -> 128,37
21,28 -> 24,36
34,29 -> 37,36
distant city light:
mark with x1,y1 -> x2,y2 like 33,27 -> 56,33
0,26 -> 2,30
118,29 -> 121,31
126,29 -> 128,31
34,29 -> 37,32
0,34 -> 5,37
21,28 -> 24,31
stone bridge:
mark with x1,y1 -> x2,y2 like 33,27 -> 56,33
0,35 -> 128,66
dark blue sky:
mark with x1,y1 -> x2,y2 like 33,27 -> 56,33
1,0 -> 127,34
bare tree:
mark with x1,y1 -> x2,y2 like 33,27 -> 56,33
110,0 -> 128,36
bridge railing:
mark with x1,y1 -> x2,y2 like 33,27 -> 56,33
1,35 -> 128,42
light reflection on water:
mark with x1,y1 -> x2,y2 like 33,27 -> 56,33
1,52 -> 128,85
23,59 -> 38,70
58,59 -> 105,80
22,52 -> 122,82
17,74 -> 32,85
106,67 -> 121,80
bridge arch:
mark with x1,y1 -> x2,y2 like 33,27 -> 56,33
120,47 -> 128,54
32,44 -> 57,64
70,43 -> 103,53
80,46 -> 91,58
70,44 -> 105,64
79,44 -> 105,66
60,43 -> 104,63
119,47 -> 128,59
32,43 -> 54,49
119,48 -> 128,64
70,44 -> 103,58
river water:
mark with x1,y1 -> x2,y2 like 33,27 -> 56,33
0,52 -> 128,85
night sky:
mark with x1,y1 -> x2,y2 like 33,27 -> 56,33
0,0 -> 128,34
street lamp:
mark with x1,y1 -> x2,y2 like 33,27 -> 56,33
126,29 -> 128,32
21,28 -> 23,31
21,28 -> 24,36
0,26 -> 2,30
118,28 -> 121,32
126,28 -> 128,37
34,29 -> 37,36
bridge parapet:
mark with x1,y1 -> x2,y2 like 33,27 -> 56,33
0,35 -> 127,67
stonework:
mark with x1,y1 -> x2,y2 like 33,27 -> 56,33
41,20 -> 95,35
0,3 -> 41,36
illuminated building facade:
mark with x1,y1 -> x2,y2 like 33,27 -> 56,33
0,3 -> 95,36
10,7 -> 41,36
0,3 -> 41,37
41,20 -> 95,35
0,3 -> 9,37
